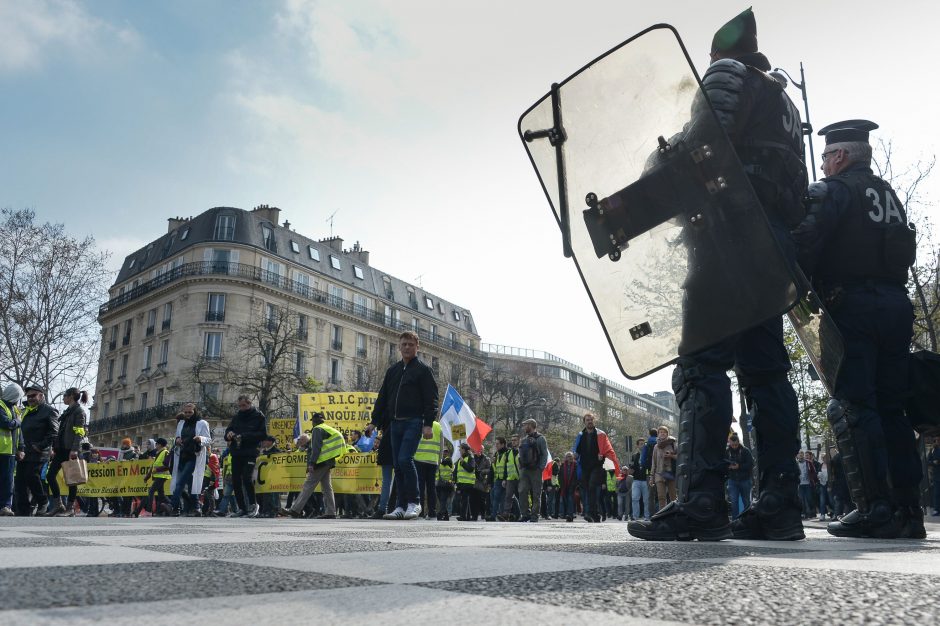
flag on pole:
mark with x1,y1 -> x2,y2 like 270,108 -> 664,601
542,449 -> 554,481
292,414 -> 302,441
439,385 -> 492,462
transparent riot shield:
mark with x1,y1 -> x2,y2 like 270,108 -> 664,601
518,25 -> 801,379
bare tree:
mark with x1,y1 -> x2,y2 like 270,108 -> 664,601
189,303 -> 321,417
477,360 -> 565,438
872,140 -> 937,350
0,208 -> 111,401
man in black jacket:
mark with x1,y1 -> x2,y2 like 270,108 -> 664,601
15,385 -> 59,516
371,331 -> 439,520
726,434 -> 754,519
225,395 -> 267,518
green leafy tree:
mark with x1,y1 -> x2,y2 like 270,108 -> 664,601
783,322 -> 830,449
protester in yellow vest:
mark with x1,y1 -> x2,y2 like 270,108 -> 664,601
455,443 -> 477,521
435,457 -> 454,521
145,438 -> 172,516
414,420 -> 442,520
281,412 -> 344,519
0,384 -> 24,517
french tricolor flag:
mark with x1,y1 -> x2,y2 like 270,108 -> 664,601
439,385 -> 492,462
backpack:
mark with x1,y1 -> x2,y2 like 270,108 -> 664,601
519,434 -> 540,470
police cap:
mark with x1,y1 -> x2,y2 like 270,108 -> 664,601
711,7 -> 758,55
23,384 -> 44,395
817,119 -> 879,145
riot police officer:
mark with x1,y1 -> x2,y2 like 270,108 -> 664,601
628,7 -> 806,542
793,120 -> 922,538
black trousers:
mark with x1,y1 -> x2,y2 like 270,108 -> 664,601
148,478 -> 168,513
415,462 -> 438,516
14,459 -> 47,515
231,454 -> 257,512
46,449 -> 78,506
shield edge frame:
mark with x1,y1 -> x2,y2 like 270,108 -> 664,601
517,23 -> 803,380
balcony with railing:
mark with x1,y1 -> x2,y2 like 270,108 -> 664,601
205,311 -> 225,322
145,325 -> 155,337
331,340 -> 343,351
90,402 -> 185,435
99,261 -> 485,359
107,340 -> 117,351
161,319 -> 171,331
121,335 -> 131,346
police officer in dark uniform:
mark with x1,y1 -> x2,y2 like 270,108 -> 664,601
628,7 -> 806,542
793,120 -> 922,539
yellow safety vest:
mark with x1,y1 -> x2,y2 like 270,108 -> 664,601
223,453 -> 232,477
314,423 -> 345,464
151,449 -> 171,480
455,456 -> 475,485
606,471 -> 616,491
436,463 -> 454,485
0,400 -> 16,456
413,421 -> 442,465
505,449 -> 519,481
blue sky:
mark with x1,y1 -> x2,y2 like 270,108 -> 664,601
2,0 -> 938,394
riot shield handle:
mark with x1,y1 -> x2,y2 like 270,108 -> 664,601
524,83 -> 572,258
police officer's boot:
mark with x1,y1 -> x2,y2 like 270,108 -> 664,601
628,365 -> 731,541
825,399 -> 899,538
892,486 -> 926,540
731,471 -> 804,541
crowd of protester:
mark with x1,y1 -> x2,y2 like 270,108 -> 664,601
2,377 -> 939,523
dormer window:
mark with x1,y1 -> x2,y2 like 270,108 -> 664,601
424,296 -> 433,310
214,214 -> 236,241
353,266 -> 364,280
290,240 -> 300,254
309,246 -> 320,261
330,255 -> 341,270
128,258 -> 136,269
261,224 -> 276,252
180,228 -> 190,240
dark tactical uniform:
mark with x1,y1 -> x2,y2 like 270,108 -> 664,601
794,123 -> 922,538
628,7 -> 806,542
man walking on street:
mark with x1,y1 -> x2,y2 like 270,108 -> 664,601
517,419 -> 548,523
572,413 -> 620,523
15,385 -> 58,516
726,433 -> 754,519
371,331 -> 439,521
225,395 -> 267,518
281,411 -> 344,519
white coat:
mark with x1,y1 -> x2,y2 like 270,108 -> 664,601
170,418 -> 212,495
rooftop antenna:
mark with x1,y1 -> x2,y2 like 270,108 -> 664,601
414,274 -> 424,288
326,209 -> 339,237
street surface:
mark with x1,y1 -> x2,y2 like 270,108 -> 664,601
1,515 -> 938,625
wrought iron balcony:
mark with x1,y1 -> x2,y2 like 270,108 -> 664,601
99,261 -> 484,359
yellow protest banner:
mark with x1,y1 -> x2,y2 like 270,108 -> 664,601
55,460 -> 154,497
296,392 -> 377,440
266,418 -> 297,448
255,451 -> 381,494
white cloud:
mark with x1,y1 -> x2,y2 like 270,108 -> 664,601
0,0 -> 140,73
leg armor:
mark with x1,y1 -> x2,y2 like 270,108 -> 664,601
826,398 -> 895,537
731,387 -> 804,540
628,362 -> 730,541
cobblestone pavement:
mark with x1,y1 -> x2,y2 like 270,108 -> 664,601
1,515 -> 938,625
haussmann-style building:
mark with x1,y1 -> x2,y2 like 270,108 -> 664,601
91,205 -> 486,447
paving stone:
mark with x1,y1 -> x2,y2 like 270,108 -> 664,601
2,560 -> 379,609
421,562 -> 938,625
139,539 -> 427,558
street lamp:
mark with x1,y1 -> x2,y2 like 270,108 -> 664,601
772,63 -> 817,181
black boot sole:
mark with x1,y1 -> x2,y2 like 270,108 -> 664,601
628,521 -> 731,542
